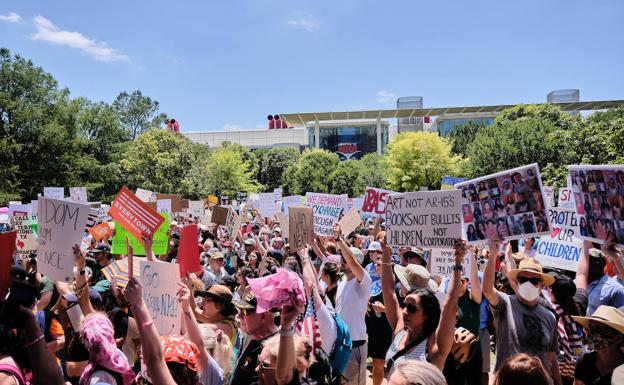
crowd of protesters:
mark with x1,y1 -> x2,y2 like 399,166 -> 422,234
1,201 -> 624,385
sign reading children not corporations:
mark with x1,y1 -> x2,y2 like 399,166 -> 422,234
385,190 -> 462,248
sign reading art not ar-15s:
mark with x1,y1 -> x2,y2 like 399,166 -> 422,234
385,190 -> 463,248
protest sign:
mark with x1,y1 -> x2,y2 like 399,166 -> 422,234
109,186 -> 164,241
385,190 -> 463,248
178,225 -> 201,277
111,213 -> 169,255
211,206 -> 228,226
135,188 -> 155,202
98,204 -> 111,222
140,260 -> 181,335
274,188 -> 283,200
282,195 -> 303,216
430,248 -> 470,277
157,199 -> 172,217
455,163 -> 551,243
558,187 -> 575,209
338,207 -> 362,237
568,165 -> 624,246
543,186 -> 555,208
225,209 -> 243,241
304,193 -> 347,236
361,187 -> 395,218
37,197 -> 91,282
441,176 -> 465,191
199,210 -> 213,227
276,211 -> 289,239
88,222 -> 113,241
44,187 -> 64,199
187,200 -> 204,217
289,207 -> 314,250
257,193 -> 278,218
66,305 -> 84,332
0,231 -> 17,299
14,215 -> 37,257
69,187 -> 88,203
525,207 -> 583,272
9,203 -> 31,217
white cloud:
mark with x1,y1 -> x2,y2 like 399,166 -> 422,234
0,12 -> 21,23
31,15 -> 129,62
287,13 -> 320,32
376,90 -> 396,104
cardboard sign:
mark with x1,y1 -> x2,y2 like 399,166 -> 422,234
441,176 -> 465,191
455,163 -> 551,243
111,213 -> 170,255
289,206 -> 314,250
140,260 -> 181,335
361,187 -> 395,218
282,195 -> 303,216
543,186 -> 555,208
276,211 -> 289,239
430,248 -> 470,277
199,210 -> 213,227
568,165 -> 624,246
172,199 -> 189,214
89,223 -> 113,241
0,231 -> 17,299
9,203 -> 31,217
109,186 -> 165,241
157,199 -> 172,217
304,193 -> 347,236
44,187 -> 64,199
37,197 -> 91,282
135,188 -> 154,202
225,209 -> 243,242
385,190 -> 463,248
211,206 -> 229,226
257,193 -> 278,218
69,187 -> 88,203
13,215 -> 38,257
558,187 -> 575,209
178,225 -> 201,277
338,207 -> 362,237
186,201 -> 204,217
526,207 -> 583,272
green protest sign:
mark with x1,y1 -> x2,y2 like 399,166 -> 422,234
111,213 -> 169,255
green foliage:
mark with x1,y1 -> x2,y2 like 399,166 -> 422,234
447,121 -> 485,157
282,149 -> 339,195
359,153 -> 388,188
190,146 -> 259,197
385,132 -> 460,192
328,161 -> 365,196
113,90 -> 165,139
257,147 -> 301,191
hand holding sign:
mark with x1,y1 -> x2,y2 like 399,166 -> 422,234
72,244 -> 85,271
127,237 -> 134,279
123,277 -> 143,306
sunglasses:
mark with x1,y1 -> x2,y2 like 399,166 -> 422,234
517,276 -> 541,285
259,361 -> 275,371
405,303 -> 419,314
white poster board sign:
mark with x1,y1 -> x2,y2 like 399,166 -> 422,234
430,248 -> 470,277
44,187 -> 64,199
274,188 -> 283,200
135,188 -> 154,202
8,203 -> 32,217
455,163 -> 551,243
187,200 -> 204,217
37,197 -> 91,282
361,187 -> 395,218
543,186 -> 555,208
276,211 -> 289,239
304,193 -> 348,236
157,199 -> 172,217
14,215 -> 38,257
257,193 -> 278,218
338,207 -> 362,237
282,195 -> 303,216
558,187 -> 575,209
69,187 -> 88,204
385,190 -> 463,248
140,260 -> 181,335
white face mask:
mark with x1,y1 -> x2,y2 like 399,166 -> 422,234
517,281 -> 540,301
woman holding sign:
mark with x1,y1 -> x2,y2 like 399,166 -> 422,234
380,238 -> 464,375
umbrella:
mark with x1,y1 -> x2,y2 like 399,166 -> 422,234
102,257 -> 143,289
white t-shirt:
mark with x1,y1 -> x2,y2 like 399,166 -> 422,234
335,271 -> 372,341
87,370 -> 118,385
316,299 -> 338,355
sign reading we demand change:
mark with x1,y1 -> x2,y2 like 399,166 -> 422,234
385,190 -> 462,248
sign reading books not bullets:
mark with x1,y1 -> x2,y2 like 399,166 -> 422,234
385,189 -> 463,249
568,164 -> 624,246
454,163 -> 552,244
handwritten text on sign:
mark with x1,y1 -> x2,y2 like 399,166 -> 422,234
531,207 -> 582,272
289,206 -> 314,250
140,260 -> 181,335
304,193 -> 347,236
37,197 -> 91,282
430,248 -> 470,277
361,187 -> 395,218
385,190 -> 462,248
13,215 -> 37,257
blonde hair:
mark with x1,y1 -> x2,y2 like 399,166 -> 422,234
393,360 -> 447,385
262,334 -> 316,374
198,324 -> 233,376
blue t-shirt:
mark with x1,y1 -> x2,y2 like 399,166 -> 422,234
587,275 -> 624,316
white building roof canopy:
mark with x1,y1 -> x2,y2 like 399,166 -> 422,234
280,99 -> 624,127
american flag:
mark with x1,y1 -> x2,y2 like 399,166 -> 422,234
300,296 -> 322,349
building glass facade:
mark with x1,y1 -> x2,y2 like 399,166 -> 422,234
307,123 -> 389,160
436,116 -> 495,137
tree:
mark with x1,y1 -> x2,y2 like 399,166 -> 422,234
384,132 -> 460,191
113,90 -> 165,139
258,147 -> 301,191
282,149 -> 339,195
447,121 -> 485,157
119,129 -> 196,196
328,161 -> 365,196
359,153 -> 388,189
189,146 -> 259,197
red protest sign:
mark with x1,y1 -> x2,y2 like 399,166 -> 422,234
0,231 -> 17,299
88,223 -> 113,241
109,186 -> 164,241
178,224 -> 201,277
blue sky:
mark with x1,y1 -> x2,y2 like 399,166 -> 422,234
1,1 -> 623,132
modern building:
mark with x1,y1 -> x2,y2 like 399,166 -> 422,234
397,96 -> 424,132
183,128 -> 308,150
306,119 -> 390,160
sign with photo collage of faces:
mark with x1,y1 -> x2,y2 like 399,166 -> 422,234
454,163 -> 551,243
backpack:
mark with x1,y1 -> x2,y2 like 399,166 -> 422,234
329,313 -> 352,375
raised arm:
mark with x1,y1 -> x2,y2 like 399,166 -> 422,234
178,281 -> 210,370
380,240 -> 403,335
468,248 -> 482,304
72,244 -> 95,316
124,277 -> 176,385
140,233 -> 156,261
333,224 -> 365,282
575,240 -> 592,290
482,237 -> 500,307
276,294 -> 305,385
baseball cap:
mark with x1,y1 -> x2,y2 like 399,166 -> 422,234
88,243 -> 111,254
233,291 -> 257,310
350,247 -> 365,265
244,238 -> 256,246
367,241 -> 382,252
